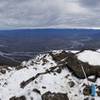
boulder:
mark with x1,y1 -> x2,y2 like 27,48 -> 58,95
9,96 -> 26,100
42,91 -> 69,100
83,85 -> 91,96
50,50 -> 100,79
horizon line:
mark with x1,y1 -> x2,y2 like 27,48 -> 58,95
0,27 -> 100,30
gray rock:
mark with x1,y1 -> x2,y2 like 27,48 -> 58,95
42,91 -> 69,100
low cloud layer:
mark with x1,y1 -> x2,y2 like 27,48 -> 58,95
0,0 -> 100,29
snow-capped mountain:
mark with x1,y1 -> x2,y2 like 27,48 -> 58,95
0,50 -> 100,100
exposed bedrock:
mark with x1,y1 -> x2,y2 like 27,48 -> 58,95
50,50 -> 100,79
42,92 -> 69,100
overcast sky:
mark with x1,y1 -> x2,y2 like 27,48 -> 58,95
0,0 -> 100,29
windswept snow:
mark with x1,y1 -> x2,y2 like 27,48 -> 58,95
77,50 -> 100,66
66,50 -> 79,54
52,50 -> 64,55
0,54 -> 57,100
0,50 -> 100,100
0,64 -> 84,100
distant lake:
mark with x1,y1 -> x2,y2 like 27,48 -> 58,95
0,29 -> 100,66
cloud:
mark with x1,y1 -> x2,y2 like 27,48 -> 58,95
80,0 -> 100,8
0,0 -> 100,29
79,0 -> 100,15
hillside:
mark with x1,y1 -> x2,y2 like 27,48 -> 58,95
0,50 -> 100,100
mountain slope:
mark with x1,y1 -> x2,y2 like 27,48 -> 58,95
0,50 -> 100,100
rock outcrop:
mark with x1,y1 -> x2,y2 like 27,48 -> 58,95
42,92 -> 69,100
1,50 -> 100,100
50,50 -> 100,79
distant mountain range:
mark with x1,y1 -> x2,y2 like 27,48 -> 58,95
0,29 -> 100,66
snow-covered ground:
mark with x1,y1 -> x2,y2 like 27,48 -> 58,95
0,50 -> 100,100
77,50 -> 100,66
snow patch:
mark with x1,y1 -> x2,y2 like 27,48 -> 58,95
77,50 -> 100,66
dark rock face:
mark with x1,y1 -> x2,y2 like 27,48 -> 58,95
84,97 -> 95,100
49,51 -> 69,62
9,96 -> 26,100
50,51 -> 100,79
66,52 -> 100,78
33,88 -> 41,94
42,92 -> 69,100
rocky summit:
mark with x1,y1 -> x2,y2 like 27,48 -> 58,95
0,50 -> 100,100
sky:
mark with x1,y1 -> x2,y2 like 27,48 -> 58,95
0,0 -> 100,29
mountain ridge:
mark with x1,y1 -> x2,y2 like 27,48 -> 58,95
0,49 -> 100,100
